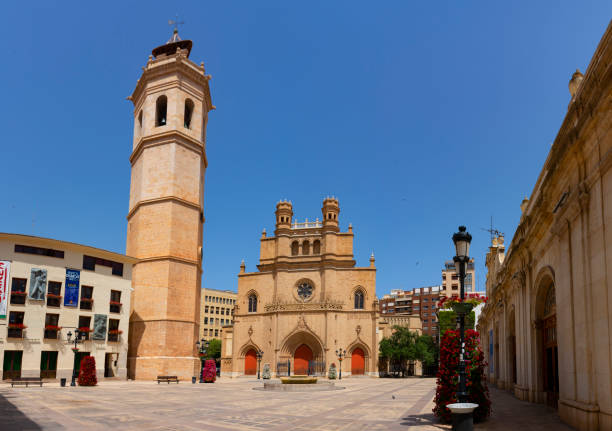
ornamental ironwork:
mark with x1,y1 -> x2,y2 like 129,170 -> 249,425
297,282 -> 313,300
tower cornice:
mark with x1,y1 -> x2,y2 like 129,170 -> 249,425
129,53 -> 213,113
130,129 -> 208,168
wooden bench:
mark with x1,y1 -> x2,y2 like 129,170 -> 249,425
11,377 -> 43,388
156,375 -> 179,384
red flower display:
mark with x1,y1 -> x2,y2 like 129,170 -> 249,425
438,293 -> 488,310
11,291 -> 26,296
46,293 -> 62,299
433,329 -> 491,423
78,356 -> 97,386
44,325 -> 62,331
109,301 -> 122,306
78,327 -> 92,333
202,359 -> 216,383
108,329 -> 123,335
8,323 -> 26,329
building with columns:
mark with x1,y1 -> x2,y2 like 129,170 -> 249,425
221,198 -> 379,377
126,29 -> 213,380
477,22 -> 612,431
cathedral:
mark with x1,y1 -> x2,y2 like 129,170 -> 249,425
220,198 -> 379,377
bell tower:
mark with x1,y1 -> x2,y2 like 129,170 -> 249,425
126,29 -> 213,380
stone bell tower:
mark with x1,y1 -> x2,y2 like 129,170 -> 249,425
126,29 -> 213,380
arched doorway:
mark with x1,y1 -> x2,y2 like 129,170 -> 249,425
294,344 -> 313,375
508,308 -> 517,386
245,349 -> 257,375
541,283 -> 558,408
351,348 -> 365,375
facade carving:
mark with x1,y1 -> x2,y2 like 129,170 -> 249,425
477,22 -> 612,431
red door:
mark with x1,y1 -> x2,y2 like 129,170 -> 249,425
351,348 -> 365,375
245,349 -> 257,375
294,344 -> 313,375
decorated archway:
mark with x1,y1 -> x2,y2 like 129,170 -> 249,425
294,344 -> 313,375
534,266 -> 558,408
351,348 -> 365,375
244,349 -> 257,375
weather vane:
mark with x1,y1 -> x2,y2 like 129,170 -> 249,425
168,14 -> 184,32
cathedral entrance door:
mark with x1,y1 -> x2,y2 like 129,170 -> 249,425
294,344 -> 312,375
351,348 -> 365,375
245,349 -> 257,375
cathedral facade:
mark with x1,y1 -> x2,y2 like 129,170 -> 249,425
221,198 -> 379,377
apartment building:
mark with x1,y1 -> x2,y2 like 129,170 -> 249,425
200,288 -> 236,340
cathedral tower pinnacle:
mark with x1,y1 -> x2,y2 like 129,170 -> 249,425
126,29 -> 213,380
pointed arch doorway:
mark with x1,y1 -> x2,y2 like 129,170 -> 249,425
294,344 -> 313,375
245,349 -> 257,375
351,348 -> 365,375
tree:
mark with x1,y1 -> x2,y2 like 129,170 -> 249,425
77,356 -> 97,386
415,334 -> 436,367
378,326 -> 422,376
206,338 -> 221,361
438,310 -> 475,335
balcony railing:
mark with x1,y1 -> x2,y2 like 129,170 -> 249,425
292,219 -> 322,229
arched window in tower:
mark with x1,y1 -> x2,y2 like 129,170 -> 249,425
313,240 -> 321,254
291,241 -> 299,256
302,241 -> 310,255
138,110 -> 143,133
184,99 -> 194,129
156,95 -> 167,127
248,294 -> 258,313
354,289 -> 364,309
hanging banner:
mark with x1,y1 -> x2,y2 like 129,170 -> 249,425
93,314 -> 108,340
64,269 -> 80,307
0,261 -> 10,319
29,268 -> 47,300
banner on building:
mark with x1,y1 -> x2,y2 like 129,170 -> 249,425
29,268 -> 47,301
64,269 -> 80,307
0,261 -> 10,319
489,329 -> 494,373
93,314 -> 107,340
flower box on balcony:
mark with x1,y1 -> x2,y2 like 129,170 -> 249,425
44,325 -> 62,331
80,298 -> 94,303
78,327 -> 92,333
46,294 -> 62,299
11,291 -> 27,296
108,330 -> 123,335
8,323 -> 27,329
109,301 -> 122,306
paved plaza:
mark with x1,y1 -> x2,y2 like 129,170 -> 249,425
0,377 -> 573,430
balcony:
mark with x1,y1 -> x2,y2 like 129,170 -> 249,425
10,292 -> 26,305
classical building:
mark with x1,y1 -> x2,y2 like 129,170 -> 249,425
441,259 -> 475,297
221,198 -> 378,377
0,233 -> 134,381
379,286 -> 441,337
200,288 -> 236,340
126,29 -> 213,380
477,23 -> 612,431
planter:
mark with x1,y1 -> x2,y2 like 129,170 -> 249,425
451,302 -> 474,315
447,403 -> 478,431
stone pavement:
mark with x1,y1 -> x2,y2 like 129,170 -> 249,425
0,377 -> 574,430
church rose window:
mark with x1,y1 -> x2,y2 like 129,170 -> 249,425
297,282 -> 313,301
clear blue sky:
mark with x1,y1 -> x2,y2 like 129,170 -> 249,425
2,2 -> 611,296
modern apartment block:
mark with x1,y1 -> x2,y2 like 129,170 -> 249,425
200,288 -> 236,340
379,285 -> 442,338
441,259 -> 476,297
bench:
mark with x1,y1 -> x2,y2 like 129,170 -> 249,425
156,375 -> 179,384
11,377 -> 43,388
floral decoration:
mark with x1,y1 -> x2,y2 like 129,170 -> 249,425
8,323 -> 26,329
44,325 -> 62,331
78,327 -> 92,333
202,359 -> 216,383
438,293 -> 488,310
108,329 -> 123,335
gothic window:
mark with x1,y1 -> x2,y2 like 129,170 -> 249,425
302,240 -> 310,255
313,240 -> 321,254
354,289 -> 364,309
156,95 -> 167,127
248,294 -> 258,313
184,99 -> 194,129
291,241 -> 299,256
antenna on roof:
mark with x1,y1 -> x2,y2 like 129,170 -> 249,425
481,215 -> 503,243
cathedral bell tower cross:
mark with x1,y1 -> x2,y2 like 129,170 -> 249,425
126,28 -> 213,380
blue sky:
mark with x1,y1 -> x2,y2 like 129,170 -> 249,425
2,2 -> 611,296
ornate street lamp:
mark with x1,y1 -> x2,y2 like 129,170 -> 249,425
336,348 -> 346,380
196,338 -> 209,383
67,329 -> 84,387
447,226 -> 478,431
256,350 -> 264,379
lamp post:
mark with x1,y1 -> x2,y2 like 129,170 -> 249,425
447,225 -> 478,431
256,350 -> 263,379
336,348 -> 346,380
196,338 -> 209,383
66,329 -> 83,387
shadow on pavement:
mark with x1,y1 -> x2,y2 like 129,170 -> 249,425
0,392 -> 41,430
400,412 -> 448,429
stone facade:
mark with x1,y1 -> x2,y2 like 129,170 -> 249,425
126,30 -> 213,380
0,233 -> 134,381
477,22 -> 612,431
200,288 -> 236,341
221,198 -> 379,377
